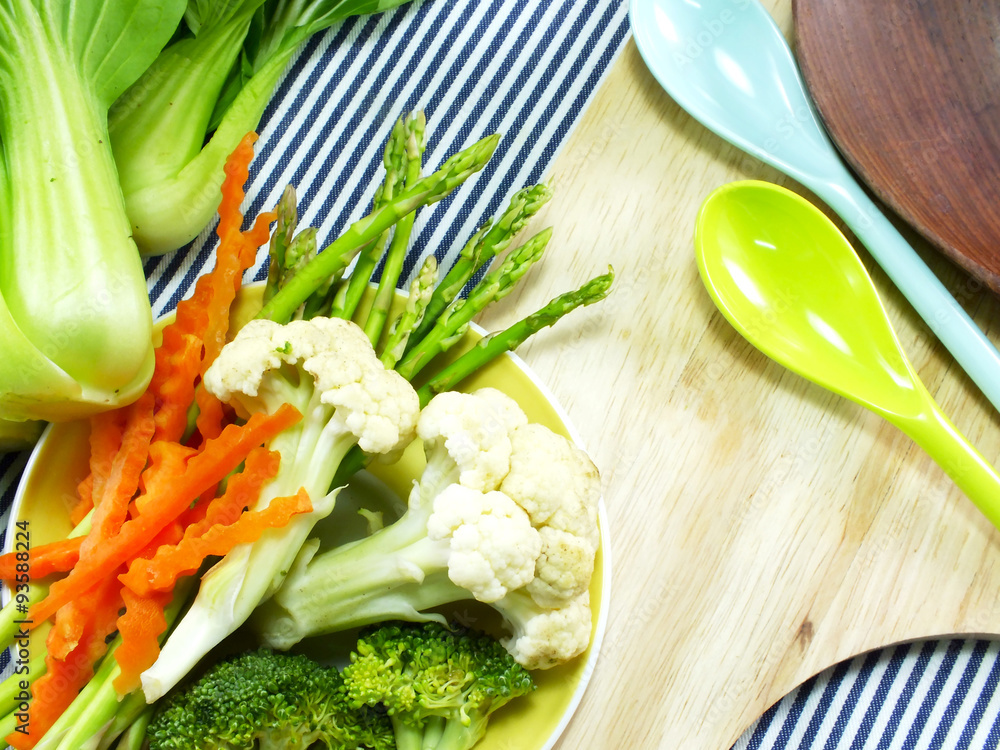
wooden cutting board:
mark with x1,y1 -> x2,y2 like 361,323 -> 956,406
793,0 -> 1000,294
471,1 -> 1000,747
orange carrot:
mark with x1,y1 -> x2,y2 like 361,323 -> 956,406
121,459 -> 309,598
86,407 -> 127,514
193,384 -> 226,445
186,447 -> 280,537
130,441 -> 198,518
239,209 -> 277,269
217,132 -> 257,244
29,405 -> 301,626
144,133 -> 273,450
121,489 -> 310,597
0,537 -> 83,581
71,473 -> 94,526
79,392 -> 155,560
8,575 -> 122,748
148,331 -> 204,444
113,587 -> 172,696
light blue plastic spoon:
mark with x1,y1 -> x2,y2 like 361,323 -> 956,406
629,0 -> 1000,415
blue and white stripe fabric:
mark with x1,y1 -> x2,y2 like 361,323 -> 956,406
141,0 -> 632,320
734,639 -> 1000,749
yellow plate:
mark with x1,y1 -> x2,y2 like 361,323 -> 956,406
6,284 -> 609,750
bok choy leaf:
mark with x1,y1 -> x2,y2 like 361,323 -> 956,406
0,0 -> 186,422
110,0 -> 415,257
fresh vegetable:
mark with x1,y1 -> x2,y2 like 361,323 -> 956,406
0,113 -> 613,748
146,649 -> 394,750
135,116 -> 540,701
0,0 -> 188,422
0,138 -> 311,750
344,621 -> 536,750
110,0 -> 414,255
253,387 -> 602,670
138,313 -> 422,702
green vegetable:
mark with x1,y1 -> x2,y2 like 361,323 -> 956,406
146,649 -> 395,750
257,130 -> 502,324
110,0 -> 414,255
141,314 -> 422,703
344,621 -> 536,750
0,0 -> 186,422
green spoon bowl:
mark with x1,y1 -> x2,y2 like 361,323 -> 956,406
695,180 -> 1000,525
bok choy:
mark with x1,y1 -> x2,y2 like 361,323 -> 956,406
110,0 -> 414,256
0,0 -> 186,422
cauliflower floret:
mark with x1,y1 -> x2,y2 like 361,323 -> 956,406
525,526 -> 596,608
251,387 -> 603,674
427,484 -> 541,603
416,388 -> 526,492
204,316 -> 419,455
500,591 -> 593,670
501,423 -> 601,548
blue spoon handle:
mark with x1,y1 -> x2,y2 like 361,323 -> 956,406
812,173 -> 1000,413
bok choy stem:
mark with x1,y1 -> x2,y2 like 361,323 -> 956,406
0,0 -> 185,422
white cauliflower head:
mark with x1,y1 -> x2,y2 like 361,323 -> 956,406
525,526 -> 597,609
501,423 -> 602,548
426,484 -> 541,603
416,388 -> 527,492
204,316 -> 419,455
501,590 -> 593,670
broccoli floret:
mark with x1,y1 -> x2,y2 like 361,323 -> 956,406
146,649 -> 394,750
343,622 -> 535,750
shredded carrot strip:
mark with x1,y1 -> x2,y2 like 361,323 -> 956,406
119,448 -> 283,596
193,383 -> 226,445
8,575 -> 122,748
0,537 -> 83,581
189,447 -> 280,536
29,404 -> 301,626
79,392 -> 155,560
239,209 -> 277,269
71,473 -> 94,526
216,132 -> 257,243
148,331 -> 204,445
112,587 -> 172,696
86,408 -> 127,513
121,488 -> 310,597
130,441 -> 198,518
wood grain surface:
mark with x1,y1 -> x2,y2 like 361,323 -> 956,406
794,0 -> 1000,294
472,2 -> 1000,747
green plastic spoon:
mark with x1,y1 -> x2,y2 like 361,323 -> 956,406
695,180 -> 1000,524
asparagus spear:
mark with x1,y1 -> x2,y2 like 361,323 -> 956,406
262,185 -> 300,305
380,254 -> 438,369
417,267 -> 615,404
408,183 -> 553,346
257,131 -> 500,325
363,111 -> 427,345
394,227 -> 552,381
328,115 -> 412,321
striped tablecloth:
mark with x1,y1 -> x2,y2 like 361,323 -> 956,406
1,3 -> 998,748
